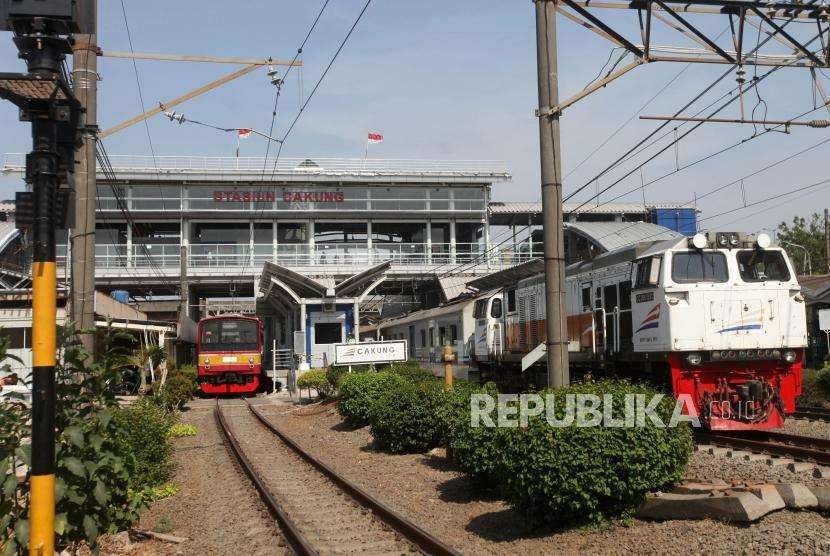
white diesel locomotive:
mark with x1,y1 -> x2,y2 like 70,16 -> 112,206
472,232 -> 807,430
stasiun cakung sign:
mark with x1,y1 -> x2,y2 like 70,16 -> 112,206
212,190 -> 345,203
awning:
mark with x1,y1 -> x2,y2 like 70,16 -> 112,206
335,260 -> 391,298
467,259 -> 544,292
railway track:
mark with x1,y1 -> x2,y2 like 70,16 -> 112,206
793,406 -> 830,422
695,429 -> 830,467
215,398 -> 460,556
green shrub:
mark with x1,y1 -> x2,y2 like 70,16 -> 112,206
337,371 -> 406,427
169,423 -> 198,438
297,370 -> 333,398
153,367 -> 197,411
326,365 -> 349,391
798,367 -> 830,407
369,379 -> 447,453
445,382 -> 506,480
385,360 -> 435,383
178,363 -> 197,377
113,398 -> 176,489
497,379 -> 693,527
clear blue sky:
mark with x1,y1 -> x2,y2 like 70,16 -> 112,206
1,0 -> 828,234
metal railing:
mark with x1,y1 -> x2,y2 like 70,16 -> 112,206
2,153 -> 510,179
61,242 -> 545,270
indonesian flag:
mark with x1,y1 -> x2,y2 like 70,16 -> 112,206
237,128 -> 253,139
367,132 -> 383,144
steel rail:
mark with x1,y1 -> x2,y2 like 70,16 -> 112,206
244,398 -> 462,556
214,399 -> 317,556
793,406 -> 830,422
695,429 -> 830,466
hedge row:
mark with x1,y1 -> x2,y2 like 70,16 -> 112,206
335,363 -> 693,527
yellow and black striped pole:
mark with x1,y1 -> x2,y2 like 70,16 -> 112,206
28,126 -> 58,555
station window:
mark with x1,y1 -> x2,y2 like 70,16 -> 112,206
314,222 -> 367,244
314,322 -> 342,344
581,286 -> 591,311
0,327 -> 29,349
428,327 -> 434,347
95,223 -> 127,245
420,329 -> 426,347
450,325 -> 458,343
277,223 -> 308,244
132,186 -> 181,211
439,326 -> 446,346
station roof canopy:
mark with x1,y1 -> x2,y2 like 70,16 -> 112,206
260,261 -> 329,301
488,202 -> 694,226
259,260 -> 391,305
334,260 -> 391,298
467,259 -> 544,292
565,221 -> 682,253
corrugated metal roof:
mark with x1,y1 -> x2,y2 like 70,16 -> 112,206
565,221 -> 682,252
467,259 -> 545,292
0,222 -> 18,255
439,276 -> 475,300
489,202 -> 694,215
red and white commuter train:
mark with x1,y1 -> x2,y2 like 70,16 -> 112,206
472,232 -> 808,430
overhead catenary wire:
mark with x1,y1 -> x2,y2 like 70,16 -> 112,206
563,9 -> 819,208
118,0 -> 168,206
567,30 -> 825,218
234,0 -> 373,292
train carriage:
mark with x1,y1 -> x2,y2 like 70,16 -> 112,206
196,314 -> 264,395
360,292 -> 489,365
474,232 -> 808,430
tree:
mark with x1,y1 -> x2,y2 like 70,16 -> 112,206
776,213 -> 828,276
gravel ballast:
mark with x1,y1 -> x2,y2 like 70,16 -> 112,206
257,403 -> 830,555
135,405 -> 286,556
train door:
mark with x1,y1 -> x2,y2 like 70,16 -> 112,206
594,286 -> 606,353
603,284 -> 618,354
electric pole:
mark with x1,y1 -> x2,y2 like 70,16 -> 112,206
534,0 -> 569,388
71,0 -> 97,353
1,5 -> 85,554
825,208 -> 829,273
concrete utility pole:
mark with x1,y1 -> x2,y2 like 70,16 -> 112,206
825,208 -> 829,272
71,0 -> 97,353
534,0 -> 569,388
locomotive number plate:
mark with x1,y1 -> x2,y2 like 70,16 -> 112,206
222,356 -> 237,363
635,292 -> 654,303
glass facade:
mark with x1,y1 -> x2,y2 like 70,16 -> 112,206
102,184 -> 488,214
85,181 -> 509,269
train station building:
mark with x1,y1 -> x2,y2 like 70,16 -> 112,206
0,153 -> 696,370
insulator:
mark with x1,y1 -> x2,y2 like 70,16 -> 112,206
808,119 -> 830,127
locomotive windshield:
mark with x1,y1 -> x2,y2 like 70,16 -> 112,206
737,250 -> 790,282
200,319 -> 258,351
671,251 -> 728,283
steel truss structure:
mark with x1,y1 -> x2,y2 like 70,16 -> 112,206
554,0 -> 830,114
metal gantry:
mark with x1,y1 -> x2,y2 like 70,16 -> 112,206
535,0 -> 830,388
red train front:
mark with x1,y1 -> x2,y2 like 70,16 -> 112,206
197,315 -> 263,395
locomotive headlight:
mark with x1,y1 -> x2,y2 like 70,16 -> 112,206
782,350 -> 797,363
729,233 -> 740,247
756,233 -> 771,249
691,233 -> 708,249
717,234 -> 729,247
685,353 -> 702,366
